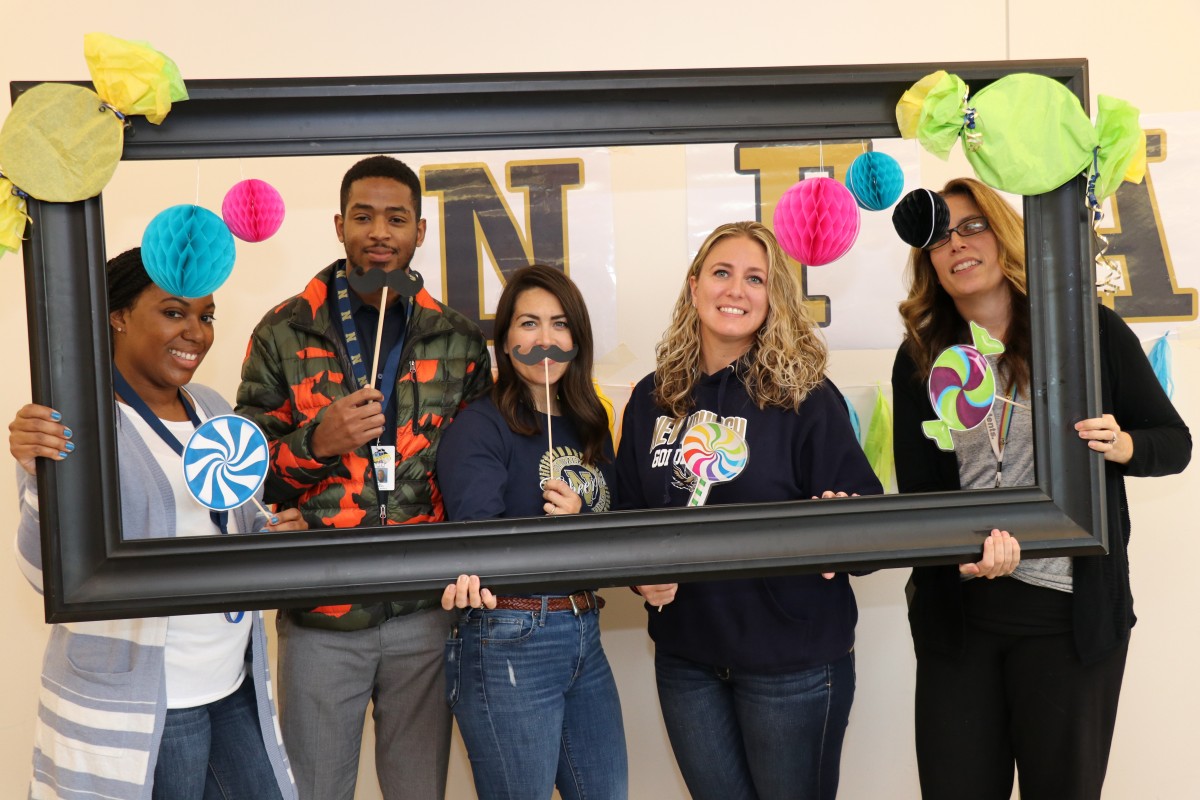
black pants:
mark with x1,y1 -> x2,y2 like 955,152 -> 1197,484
914,626 -> 1128,800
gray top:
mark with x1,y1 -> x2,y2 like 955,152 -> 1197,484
952,366 -> 1072,593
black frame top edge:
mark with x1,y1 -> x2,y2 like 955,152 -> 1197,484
10,58 -> 1088,102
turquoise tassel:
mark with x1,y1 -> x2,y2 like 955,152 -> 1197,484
1149,333 -> 1174,399
844,396 -> 862,444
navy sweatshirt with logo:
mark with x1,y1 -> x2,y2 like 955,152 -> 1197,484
437,396 -> 615,521
615,365 -> 882,673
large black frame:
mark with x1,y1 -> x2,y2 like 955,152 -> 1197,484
17,60 -> 1104,622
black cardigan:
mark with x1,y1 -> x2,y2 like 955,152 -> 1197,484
892,305 -> 1191,664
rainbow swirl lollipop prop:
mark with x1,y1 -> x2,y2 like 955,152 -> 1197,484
922,321 -> 1006,451
183,414 -> 271,513
681,421 -> 749,506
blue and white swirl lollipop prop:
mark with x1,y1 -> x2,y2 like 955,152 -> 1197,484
183,414 -> 273,521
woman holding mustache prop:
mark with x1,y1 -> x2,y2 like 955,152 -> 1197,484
435,265 -> 626,800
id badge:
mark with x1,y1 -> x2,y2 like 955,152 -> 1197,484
371,445 -> 396,491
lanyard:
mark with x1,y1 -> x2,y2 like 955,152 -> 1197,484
332,264 -> 408,522
112,366 -> 228,535
113,367 -> 243,622
332,264 -> 408,412
983,382 -> 1018,488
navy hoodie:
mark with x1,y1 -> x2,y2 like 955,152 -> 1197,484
615,364 -> 882,673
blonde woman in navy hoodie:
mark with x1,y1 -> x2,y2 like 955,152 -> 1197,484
615,221 -> 881,800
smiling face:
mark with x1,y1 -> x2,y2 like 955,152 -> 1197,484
504,286 -> 574,411
928,194 -> 1006,308
109,284 -> 215,395
334,176 -> 426,279
689,235 -> 770,367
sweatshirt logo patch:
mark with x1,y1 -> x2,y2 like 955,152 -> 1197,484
539,447 -> 611,513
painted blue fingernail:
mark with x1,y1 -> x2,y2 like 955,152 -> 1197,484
50,411 -> 62,421
64,442 -> 75,452
63,428 -> 73,439
57,451 -> 68,459
270,515 -> 280,525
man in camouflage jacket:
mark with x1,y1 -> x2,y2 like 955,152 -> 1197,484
236,156 -> 491,800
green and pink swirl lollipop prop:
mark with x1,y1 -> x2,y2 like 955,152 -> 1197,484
681,421 -> 749,506
922,321 -> 1014,451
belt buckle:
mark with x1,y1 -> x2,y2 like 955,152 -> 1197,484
569,591 -> 592,616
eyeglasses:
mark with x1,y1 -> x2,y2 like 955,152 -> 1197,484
927,216 -> 990,251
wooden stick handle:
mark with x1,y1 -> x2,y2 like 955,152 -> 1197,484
368,286 -> 389,390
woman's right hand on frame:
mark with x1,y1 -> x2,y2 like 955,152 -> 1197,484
959,529 -> 1020,579
635,583 -> 679,608
441,574 -> 497,611
8,404 -> 73,475
543,478 -> 583,516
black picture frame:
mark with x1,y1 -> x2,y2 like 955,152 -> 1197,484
16,60 -> 1105,623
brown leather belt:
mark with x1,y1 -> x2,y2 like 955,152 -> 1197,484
492,592 -> 605,615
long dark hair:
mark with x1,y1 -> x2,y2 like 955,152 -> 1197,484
898,178 -> 1031,394
492,265 -> 611,466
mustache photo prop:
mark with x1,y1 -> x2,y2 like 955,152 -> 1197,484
511,343 -> 579,481
509,343 -> 578,365
345,267 -> 424,390
345,265 -> 425,298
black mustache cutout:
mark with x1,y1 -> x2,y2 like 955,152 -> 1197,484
345,266 -> 425,298
511,344 -> 578,365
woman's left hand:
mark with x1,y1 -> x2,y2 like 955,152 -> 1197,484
1075,414 -> 1132,465
959,529 -> 1020,579
264,507 -> 307,532
441,574 -> 497,611
543,479 -> 582,516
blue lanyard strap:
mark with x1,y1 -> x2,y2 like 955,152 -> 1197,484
331,263 -> 409,523
111,366 -> 228,534
331,264 -> 408,411
332,264 -> 371,391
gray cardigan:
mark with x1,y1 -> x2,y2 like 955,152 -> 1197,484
14,384 -> 296,800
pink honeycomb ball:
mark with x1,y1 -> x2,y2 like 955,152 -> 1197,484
221,179 -> 285,243
772,176 -> 861,266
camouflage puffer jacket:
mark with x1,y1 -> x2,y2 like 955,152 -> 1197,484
236,261 -> 492,630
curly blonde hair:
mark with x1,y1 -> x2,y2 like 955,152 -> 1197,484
653,221 -> 828,417
897,178 -> 1031,394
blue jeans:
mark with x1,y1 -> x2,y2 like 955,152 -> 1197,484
446,598 -> 628,800
152,677 -> 283,800
654,650 -> 855,800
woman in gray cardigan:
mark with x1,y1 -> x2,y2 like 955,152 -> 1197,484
10,248 -> 303,800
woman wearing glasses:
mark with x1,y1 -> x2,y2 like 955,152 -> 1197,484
891,178 -> 1190,800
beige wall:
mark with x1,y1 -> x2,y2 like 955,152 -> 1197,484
2,2 -> 1197,797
